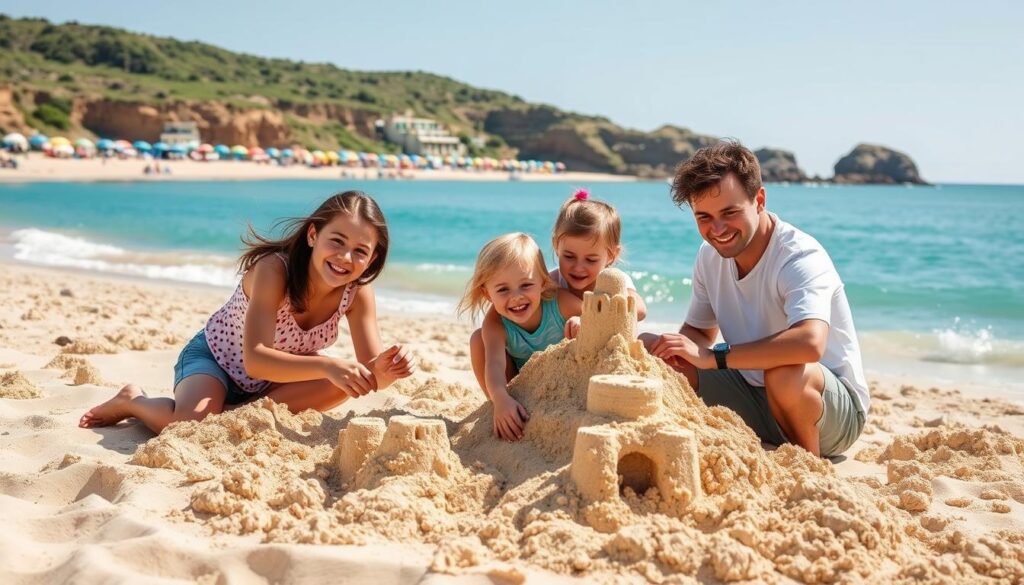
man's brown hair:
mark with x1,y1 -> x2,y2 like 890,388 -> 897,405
671,140 -> 762,207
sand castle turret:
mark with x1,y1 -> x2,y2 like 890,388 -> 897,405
332,415 -> 454,488
335,417 -> 387,485
576,268 -> 640,358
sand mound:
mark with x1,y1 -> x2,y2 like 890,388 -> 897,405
44,354 -> 107,386
0,370 -> 43,399
61,339 -> 119,355
130,269 -> 1024,583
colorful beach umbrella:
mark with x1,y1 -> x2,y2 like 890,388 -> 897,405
96,138 -> 116,151
214,144 -> 231,156
2,132 -> 28,152
265,147 -> 280,159
133,140 -> 152,152
50,136 -> 72,147
51,143 -> 75,158
29,134 -> 49,150
280,148 -> 294,159
231,145 -> 248,160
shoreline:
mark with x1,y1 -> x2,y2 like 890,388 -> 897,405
0,154 -> 638,184
3,257 -> 1020,406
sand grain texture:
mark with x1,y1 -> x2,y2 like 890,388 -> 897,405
1,262 -> 1022,583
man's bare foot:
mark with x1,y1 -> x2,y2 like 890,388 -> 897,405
79,384 -> 146,428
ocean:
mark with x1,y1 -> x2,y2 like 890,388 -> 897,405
2,179 -> 1022,393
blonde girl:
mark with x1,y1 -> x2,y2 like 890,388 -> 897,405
551,189 -> 648,334
458,233 -> 582,441
81,191 -> 414,433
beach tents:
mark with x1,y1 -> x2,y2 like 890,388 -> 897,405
74,138 -> 96,158
2,133 -> 28,152
51,143 -> 75,158
29,134 -> 49,150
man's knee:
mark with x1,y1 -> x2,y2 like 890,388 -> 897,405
764,364 -> 817,406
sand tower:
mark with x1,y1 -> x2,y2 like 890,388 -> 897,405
332,415 -> 454,488
568,268 -> 701,507
576,268 -> 641,358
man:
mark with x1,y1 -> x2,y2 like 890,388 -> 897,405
646,140 -> 867,457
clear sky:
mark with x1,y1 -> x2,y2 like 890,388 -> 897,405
3,1 -> 1022,183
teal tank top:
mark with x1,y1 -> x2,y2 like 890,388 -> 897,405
501,298 -> 567,370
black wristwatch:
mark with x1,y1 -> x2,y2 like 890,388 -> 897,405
712,342 -> 730,370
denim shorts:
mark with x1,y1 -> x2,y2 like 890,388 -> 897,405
697,364 -> 866,458
173,330 -> 258,405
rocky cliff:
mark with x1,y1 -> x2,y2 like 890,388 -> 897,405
755,148 -> 808,183
483,107 -> 719,177
833,143 -> 927,185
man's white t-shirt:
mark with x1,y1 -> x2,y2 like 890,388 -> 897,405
685,212 -> 869,413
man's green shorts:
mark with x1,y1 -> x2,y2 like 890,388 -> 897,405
697,365 -> 866,457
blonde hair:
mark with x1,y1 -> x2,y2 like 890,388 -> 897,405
552,193 -> 622,254
457,233 -> 557,319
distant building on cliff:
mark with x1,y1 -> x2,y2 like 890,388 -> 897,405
380,112 -> 465,158
160,121 -> 200,146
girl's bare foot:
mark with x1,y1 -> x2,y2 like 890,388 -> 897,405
79,384 -> 146,428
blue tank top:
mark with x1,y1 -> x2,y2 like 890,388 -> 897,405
501,298 -> 567,370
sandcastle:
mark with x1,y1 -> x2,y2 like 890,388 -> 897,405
331,414 -> 455,489
569,268 -> 702,507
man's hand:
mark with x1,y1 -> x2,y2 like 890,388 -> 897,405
492,392 -> 528,441
564,316 -> 581,339
650,333 -> 715,370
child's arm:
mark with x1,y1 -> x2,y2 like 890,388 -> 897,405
481,310 -> 528,441
556,289 -> 584,339
242,256 -> 374,397
346,285 -> 415,389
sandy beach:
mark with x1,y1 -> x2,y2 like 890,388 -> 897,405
0,155 -> 635,184
0,261 -> 1022,584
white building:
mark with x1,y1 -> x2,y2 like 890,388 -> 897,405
381,112 -> 465,158
159,121 -> 200,146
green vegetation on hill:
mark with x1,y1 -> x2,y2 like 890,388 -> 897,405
0,15 -> 523,117
0,15 -> 921,182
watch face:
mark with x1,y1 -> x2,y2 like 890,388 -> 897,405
713,342 -> 729,352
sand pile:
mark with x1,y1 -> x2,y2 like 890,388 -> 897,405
0,370 -> 42,399
44,354 -> 107,386
131,270 -> 1024,583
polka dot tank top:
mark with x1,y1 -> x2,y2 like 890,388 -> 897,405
205,254 -> 358,394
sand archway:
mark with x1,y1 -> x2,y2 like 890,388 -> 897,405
617,450 -> 657,496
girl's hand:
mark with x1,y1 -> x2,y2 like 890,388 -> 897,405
564,316 -> 581,339
368,344 -> 415,389
492,392 -> 528,441
325,359 -> 376,398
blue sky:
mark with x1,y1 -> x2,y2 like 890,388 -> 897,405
3,1 -> 1022,183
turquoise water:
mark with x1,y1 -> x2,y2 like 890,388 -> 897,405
1,179 -> 1023,369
